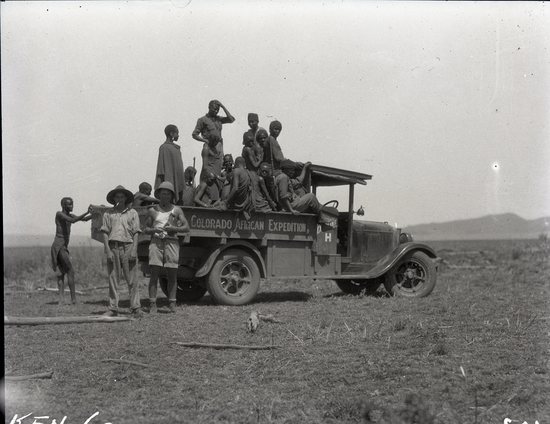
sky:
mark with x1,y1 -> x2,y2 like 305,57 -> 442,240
2,1 -> 549,239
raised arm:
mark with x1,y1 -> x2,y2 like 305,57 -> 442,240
296,161 -> 312,185
217,101 -> 235,124
57,210 -> 90,224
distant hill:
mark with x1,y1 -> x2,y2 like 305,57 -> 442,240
4,234 -> 96,247
404,213 -> 550,241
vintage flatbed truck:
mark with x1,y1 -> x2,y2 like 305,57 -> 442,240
90,164 -> 438,305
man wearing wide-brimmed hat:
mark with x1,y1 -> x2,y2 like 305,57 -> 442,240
144,181 -> 189,313
100,185 -> 143,317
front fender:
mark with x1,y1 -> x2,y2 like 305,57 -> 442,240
340,242 -> 438,279
195,240 -> 267,279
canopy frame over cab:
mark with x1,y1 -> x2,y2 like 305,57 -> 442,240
309,164 -> 372,261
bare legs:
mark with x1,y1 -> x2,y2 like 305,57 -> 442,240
148,265 -> 178,312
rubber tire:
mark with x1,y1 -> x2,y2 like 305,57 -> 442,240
206,249 -> 261,306
159,277 -> 207,303
384,251 -> 436,298
336,279 -> 382,295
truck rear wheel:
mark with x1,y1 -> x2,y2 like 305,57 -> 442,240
384,251 -> 436,298
206,249 -> 260,306
335,279 -> 382,295
159,277 -> 207,303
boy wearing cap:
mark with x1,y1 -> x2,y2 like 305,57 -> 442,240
101,186 -> 143,317
144,181 -> 189,313
242,112 -> 265,145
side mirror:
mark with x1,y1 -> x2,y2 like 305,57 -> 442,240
356,206 -> 365,216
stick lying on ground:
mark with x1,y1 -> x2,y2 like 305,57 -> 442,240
4,315 -> 132,326
445,264 -> 497,269
81,285 -> 110,292
5,371 -> 53,381
101,359 -> 151,368
37,287 -> 85,295
172,342 -> 279,350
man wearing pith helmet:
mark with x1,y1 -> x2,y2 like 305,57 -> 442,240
144,181 -> 189,313
100,185 -> 143,317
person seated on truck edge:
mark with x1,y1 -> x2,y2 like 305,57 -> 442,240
242,131 -> 264,173
181,166 -> 197,207
194,168 -> 223,208
249,158 -> 277,213
51,197 -> 92,306
133,182 -> 159,207
260,120 -> 286,176
100,186 -> 143,318
144,181 -> 189,314
275,160 -> 331,224
155,124 -> 185,205
288,161 -> 312,197
192,99 -> 235,155
220,154 -> 234,201
242,112 -> 265,145
259,162 -> 279,210
222,156 -> 254,219
201,133 -> 223,203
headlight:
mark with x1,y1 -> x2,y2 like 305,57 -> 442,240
399,232 -> 414,243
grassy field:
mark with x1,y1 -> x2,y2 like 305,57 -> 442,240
3,239 -> 550,424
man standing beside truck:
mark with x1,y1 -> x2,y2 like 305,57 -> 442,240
100,186 -> 143,318
144,181 -> 189,314
51,197 -> 92,305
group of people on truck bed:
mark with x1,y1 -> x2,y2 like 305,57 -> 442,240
136,99 -> 328,223
50,99 -> 330,317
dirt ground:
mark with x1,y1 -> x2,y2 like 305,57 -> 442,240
3,239 -> 550,423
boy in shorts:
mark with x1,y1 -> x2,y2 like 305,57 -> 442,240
144,181 -> 189,313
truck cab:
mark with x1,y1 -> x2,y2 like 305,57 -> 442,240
90,164 -> 438,305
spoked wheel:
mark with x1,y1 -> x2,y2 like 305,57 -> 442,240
335,278 -> 383,295
207,249 -> 260,305
384,251 -> 436,298
159,277 -> 207,303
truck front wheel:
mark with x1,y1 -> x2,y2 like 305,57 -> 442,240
384,251 -> 436,298
206,249 -> 260,306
